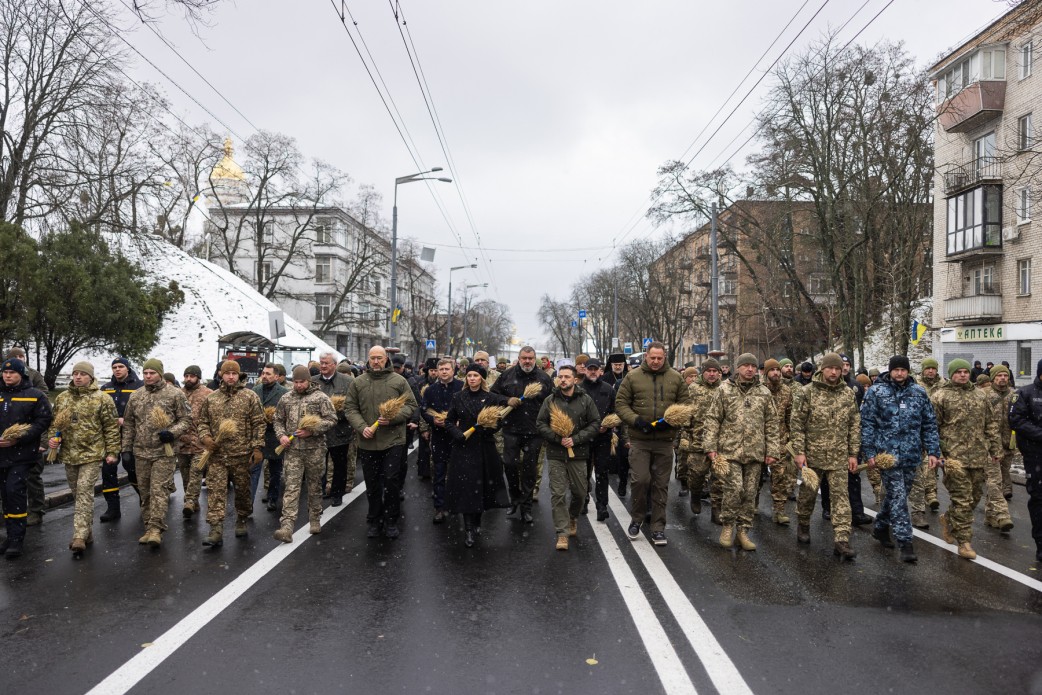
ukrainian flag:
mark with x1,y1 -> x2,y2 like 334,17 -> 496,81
392,304 -> 403,324
911,320 -> 927,346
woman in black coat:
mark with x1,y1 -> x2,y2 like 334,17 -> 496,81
444,364 -> 512,547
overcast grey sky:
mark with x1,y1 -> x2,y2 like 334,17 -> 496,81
122,0 -> 1007,346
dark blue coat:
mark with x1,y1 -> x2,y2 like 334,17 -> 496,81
421,379 -> 463,431
1010,377 -> 1042,458
101,371 -> 144,418
0,377 -> 52,467
859,372 -> 941,467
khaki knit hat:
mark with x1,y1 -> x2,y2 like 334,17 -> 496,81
701,358 -> 722,371
735,353 -> 758,368
820,352 -> 844,370
474,350 -> 490,361
292,365 -> 311,381
921,357 -> 939,371
220,360 -> 241,374
71,361 -> 95,380
142,358 -> 164,373
682,367 -> 699,379
990,364 -> 1010,377
763,359 -> 781,372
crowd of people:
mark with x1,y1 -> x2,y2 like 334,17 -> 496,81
0,341 -> 1040,568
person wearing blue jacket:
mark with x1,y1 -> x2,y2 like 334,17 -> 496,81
859,355 -> 941,563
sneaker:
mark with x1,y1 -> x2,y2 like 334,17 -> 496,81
651,531 -> 667,546
626,522 -> 641,540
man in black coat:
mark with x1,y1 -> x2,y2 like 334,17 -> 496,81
1008,358 -> 1042,562
99,357 -> 143,521
420,358 -> 463,523
0,358 -> 52,558
579,359 -> 616,521
312,352 -> 354,505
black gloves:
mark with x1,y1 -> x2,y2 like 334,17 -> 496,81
158,430 -> 175,444
633,419 -> 654,434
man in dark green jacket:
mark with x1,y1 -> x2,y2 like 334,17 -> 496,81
537,365 -> 600,551
615,342 -> 690,546
344,345 -> 417,540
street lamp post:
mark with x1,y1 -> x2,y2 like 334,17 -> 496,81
447,263 -> 477,357
461,283 -> 487,356
390,167 -> 452,349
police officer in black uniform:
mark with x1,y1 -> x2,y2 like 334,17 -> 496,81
1009,358 -> 1042,562
99,357 -> 142,521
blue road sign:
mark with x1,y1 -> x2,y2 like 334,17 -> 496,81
623,342 -> 633,355
642,338 -> 653,349
571,320 -> 578,327
694,343 -> 709,355
425,339 -> 436,350
578,310 -> 587,319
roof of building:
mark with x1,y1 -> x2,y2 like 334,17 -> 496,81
929,1 -> 1042,74
211,137 -> 245,181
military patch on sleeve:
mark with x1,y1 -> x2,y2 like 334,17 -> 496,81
1011,393 -> 1019,404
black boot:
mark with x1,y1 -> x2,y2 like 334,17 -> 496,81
899,541 -> 918,563
100,496 -> 121,523
464,521 -> 476,547
872,525 -> 895,548
5,537 -> 23,559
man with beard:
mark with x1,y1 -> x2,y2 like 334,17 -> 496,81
682,358 -> 724,523
179,365 -> 212,517
489,345 -> 553,524
761,359 -> 795,525
578,359 -> 616,521
987,365 -> 1016,506
909,357 -> 946,528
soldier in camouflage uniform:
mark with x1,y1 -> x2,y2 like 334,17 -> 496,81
933,359 -> 1003,560
790,353 -> 861,559
46,362 -> 120,553
682,358 -> 724,522
273,365 -> 337,542
122,358 -> 192,548
674,367 -> 699,496
987,365 -> 1016,514
910,357 -> 946,526
178,365 -> 211,518
704,353 -> 781,551
196,360 -> 266,547
761,359 -> 795,525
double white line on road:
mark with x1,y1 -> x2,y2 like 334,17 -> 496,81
85,483 -> 367,695
587,491 -> 754,695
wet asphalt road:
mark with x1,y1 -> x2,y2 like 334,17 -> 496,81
4,452 -> 1042,695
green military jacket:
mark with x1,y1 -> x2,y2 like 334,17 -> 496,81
123,380 -> 192,459
536,387 -> 601,461
680,376 -> 720,453
274,383 -> 338,452
703,377 -> 782,463
789,371 -> 860,470
197,382 -> 266,458
344,366 -> 418,451
988,383 -> 1015,451
615,362 -> 690,443
920,374 -> 947,399
47,382 -> 120,466
763,376 -> 794,444
931,380 -> 1001,467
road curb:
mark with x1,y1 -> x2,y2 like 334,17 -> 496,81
44,473 -> 133,510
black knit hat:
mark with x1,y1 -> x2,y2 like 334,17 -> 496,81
1,357 -> 26,377
184,365 -> 203,378
466,363 -> 487,379
888,355 -> 911,372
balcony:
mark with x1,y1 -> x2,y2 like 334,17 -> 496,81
937,80 -> 1006,133
941,156 -> 1002,196
944,286 -> 1003,324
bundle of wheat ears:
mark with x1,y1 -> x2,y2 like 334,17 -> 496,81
500,382 -> 543,418
46,410 -> 73,462
0,423 -> 31,442
601,413 -> 622,430
331,395 -> 346,412
148,406 -> 175,456
800,465 -> 820,492
463,405 -> 509,440
653,404 -> 693,428
196,419 -> 239,470
549,402 -> 576,458
425,407 -> 448,422
264,406 -> 276,424
856,451 -> 897,473
943,457 -> 967,477
275,414 -> 322,455
610,432 -> 619,456
711,453 -> 730,478
370,394 -> 409,432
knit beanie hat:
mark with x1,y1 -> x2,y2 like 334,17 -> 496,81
778,358 -> 793,368
856,374 -> 871,387
292,365 -> 311,381
474,350 -> 490,361
990,364 -> 1010,377
736,353 -> 758,368
111,357 -> 131,370
948,358 -> 971,378
466,363 -> 487,379
976,373 -> 992,385
682,367 -> 698,379
71,361 -> 95,380
888,355 -> 911,372
820,352 -> 844,370
220,360 -> 241,374
800,361 -> 814,373
2,357 -> 27,377
869,368 -> 880,377
922,357 -> 939,371
763,359 -> 781,372
702,358 -> 722,371
142,358 -> 164,373
184,365 -> 203,378
336,362 -> 352,374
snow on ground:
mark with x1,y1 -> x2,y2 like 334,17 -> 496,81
69,235 -> 342,382
859,298 -> 934,372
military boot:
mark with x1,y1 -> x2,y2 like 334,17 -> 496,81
899,541 -> 917,563
736,528 -> 756,551
872,525 -> 895,548
139,529 -> 161,547
556,534 -> 568,551
719,524 -> 734,548
711,506 -> 722,526
797,523 -> 810,544
833,540 -> 857,560
939,513 -> 955,544
202,525 -> 223,547
100,497 -> 121,522
567,518 -> 578,537
234,518 -> 247,538
911,511 -> 929,529
69,537 -> 86,553
183,501 -> 196,518
689,493 -> 702,515
957,542 -> 977,560
927,495 -> 940,511
773,508 -> 790,526
5,538 -> 23,559
273,524 -> 293,543
310,520 -> 321,534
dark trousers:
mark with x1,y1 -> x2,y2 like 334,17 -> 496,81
400,429 -> 415,490
1,463 -> 30,542
616,443 -> 630,493
417,433 -> 432,478
27,453 -> 44,515
1024,453 -> 1042,550
327,444 -> 350,496
821,470 -> 865,516
359,445 -> 403,525
589,437 -> 613,510
252,457 -> 283,504
430,430 -> 453,510
503,431 -> 540,512
102,452 -> 138,503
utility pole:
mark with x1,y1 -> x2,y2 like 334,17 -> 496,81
710,201 -> 720,352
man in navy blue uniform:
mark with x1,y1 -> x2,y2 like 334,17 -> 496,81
1008,358 -> 1042,562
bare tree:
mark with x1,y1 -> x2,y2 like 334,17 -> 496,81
538,294 -> 579,357
150,121 -> 223,249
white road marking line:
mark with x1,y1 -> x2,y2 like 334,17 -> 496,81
587,508 -> 699,695
85,483 -> 367,695
862,508 -> 1042,593
607,492 -> 755,695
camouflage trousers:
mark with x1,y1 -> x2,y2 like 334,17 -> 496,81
685,451 -> 723,512
64,462 -> 99,541
984,452 -> 1014,523
797,467 -> 851,542
768,454 -> 796,512
137,455 -> 177,532
909,460 -> 939,514
176,453 -> 206,509
875,467 -> 917,544
205,455 -> 253,526
943,466 -> 987,543
281,447 -> 326,526
720,459 -> 762,530
675,444 -> 688,483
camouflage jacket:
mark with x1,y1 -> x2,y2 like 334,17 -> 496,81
703,377 -> 782,463
178,382 -> 212,455
931,380 -> 1001,467
763,376 -> 794,444
197,382 -> 266,458
122,381 -> 192,458
274,383 -> 337,452
860,372 -> 940,468
789,371 -> 860,470
47,382 -> 120,466
680,376 -> 720,452
920,374 -> 947,400
988,383 -> 1015,451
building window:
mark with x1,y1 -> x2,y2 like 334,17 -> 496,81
1019,258 -> 1032,295
1018,187 -> 1032,224
1022,41 -> 1033,79
1019,114 -> 1033,151
936,48 -> 1006,103
721,274 -> 737,295
256,260 -> 271,284
972,266 -> 995,295
374,279 -> 382,297
315,293 -> 331,321
314,219 -> 332,244
809,274 -> 829,295
315,254 -> 333,283
946,185 -> 1002,255
260,221 -> 274,246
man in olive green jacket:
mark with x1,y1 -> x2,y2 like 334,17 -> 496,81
615,342 -> 690,546
344,345 -> 418,539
